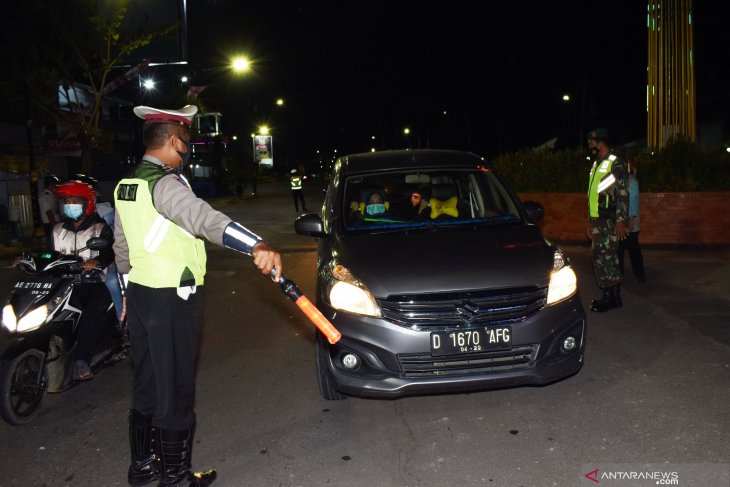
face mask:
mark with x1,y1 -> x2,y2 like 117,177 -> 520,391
366,203 -> 385,215
63,203 -> 83,220
175,138 -> 191,172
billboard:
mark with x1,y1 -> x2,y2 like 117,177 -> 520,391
253,135 -> 273,168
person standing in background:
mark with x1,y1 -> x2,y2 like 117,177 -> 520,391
617,161 -> 646,283
585,127 -> 629,312
39,175 -> 61,246
290,168 -> 308,213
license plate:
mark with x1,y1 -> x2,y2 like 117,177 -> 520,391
430,326 -> 512,356
11,278 -> 57,295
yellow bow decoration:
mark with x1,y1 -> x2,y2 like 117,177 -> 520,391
429,196 -> 459,219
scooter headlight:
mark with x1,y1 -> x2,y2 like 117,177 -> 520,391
2,304 -> 17,332
2,304 -> 48,333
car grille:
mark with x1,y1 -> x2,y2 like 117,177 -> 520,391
398,345 -> 537,377
377,286 -> 547,331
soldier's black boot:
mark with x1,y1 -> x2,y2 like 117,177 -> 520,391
591,288 -> 611,308
591,286 -> 622,312
612,285 -> 623,308
158,425 -> 217,487
128,410 -> 158,486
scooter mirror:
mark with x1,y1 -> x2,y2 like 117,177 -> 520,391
83,237 -> 111,252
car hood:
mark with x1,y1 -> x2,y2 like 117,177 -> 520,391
333,224 -> 555,298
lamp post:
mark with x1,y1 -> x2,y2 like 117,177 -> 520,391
561,93 -> 570,147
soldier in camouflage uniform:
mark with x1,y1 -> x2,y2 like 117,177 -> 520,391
585,127 -> 629,312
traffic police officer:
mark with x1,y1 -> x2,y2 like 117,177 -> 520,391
289,168 -> 308,212
114,105 -> 282,486
586,127 -> 629,312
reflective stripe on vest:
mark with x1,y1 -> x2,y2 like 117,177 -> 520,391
588,154 -> 617,218
115,175 -> 206,288
290,176 -> 302,190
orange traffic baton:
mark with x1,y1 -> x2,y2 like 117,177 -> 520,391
272,271 -> 341,344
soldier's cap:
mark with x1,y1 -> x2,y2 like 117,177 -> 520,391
133,105 -> 198,127
587,127 -> 609,140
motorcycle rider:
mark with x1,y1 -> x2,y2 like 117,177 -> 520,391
53,180 -> 115,380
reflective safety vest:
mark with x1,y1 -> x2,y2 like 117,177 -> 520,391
587,154 -> 618,218
290,175 -> 302,190
115,163 -> 207,288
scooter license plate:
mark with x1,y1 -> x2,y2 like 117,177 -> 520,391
11,278 -> 58,296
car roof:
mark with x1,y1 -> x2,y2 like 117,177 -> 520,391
339,149 -> 489,175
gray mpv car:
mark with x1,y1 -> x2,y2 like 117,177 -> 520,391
295,149 -> 586,399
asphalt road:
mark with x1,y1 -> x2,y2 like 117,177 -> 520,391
0,182 -> 728,487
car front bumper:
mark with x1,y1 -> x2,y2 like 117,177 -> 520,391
319,294 -> 586,398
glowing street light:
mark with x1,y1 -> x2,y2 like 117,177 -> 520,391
258,125 -> 269,135
231,56 -> 251,74
276,98 -> 284,106
143,79 -> 155,90
562,94 -> 571,102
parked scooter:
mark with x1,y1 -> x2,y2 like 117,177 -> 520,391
0,237 -> 126,425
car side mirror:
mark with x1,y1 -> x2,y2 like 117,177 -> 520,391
523,201 -> 544,223
295,213 -> 326,238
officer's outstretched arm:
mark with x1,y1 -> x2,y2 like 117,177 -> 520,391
222,222 -> 264,256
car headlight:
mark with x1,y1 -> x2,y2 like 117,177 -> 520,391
327,264 -> 381,317
546,250 -> 577,305
2,304 -> 48,333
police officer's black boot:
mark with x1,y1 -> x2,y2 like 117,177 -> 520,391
591,286 -> 622,312
158,424 -> 217,487
128,410 -> 158,486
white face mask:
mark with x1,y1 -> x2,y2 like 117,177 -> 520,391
63,203 -> 84,220
366,203 -> 385,215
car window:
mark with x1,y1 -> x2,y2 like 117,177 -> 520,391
342,168 -> 521,233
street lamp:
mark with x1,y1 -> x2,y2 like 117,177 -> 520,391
231,56 -> 251,74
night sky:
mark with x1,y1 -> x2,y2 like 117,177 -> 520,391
184,1 -> 729,161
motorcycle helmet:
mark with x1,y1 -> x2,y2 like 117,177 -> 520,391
72,173 -> 99,190
54,180 -> 96,217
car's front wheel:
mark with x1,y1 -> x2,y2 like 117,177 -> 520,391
315,332 -> 347,401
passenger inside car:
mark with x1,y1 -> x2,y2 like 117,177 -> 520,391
408,189 -> 431,220
362,190 -> 391,219
348,189 -> 401,225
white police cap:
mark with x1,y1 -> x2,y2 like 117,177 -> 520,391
133,105 -> 198,127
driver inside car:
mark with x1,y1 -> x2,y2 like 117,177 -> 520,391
53,180 -> 115,381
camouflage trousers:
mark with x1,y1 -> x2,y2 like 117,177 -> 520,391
590,218 -> 623,289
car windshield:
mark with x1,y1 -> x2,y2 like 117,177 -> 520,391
342,167 -> 521,233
